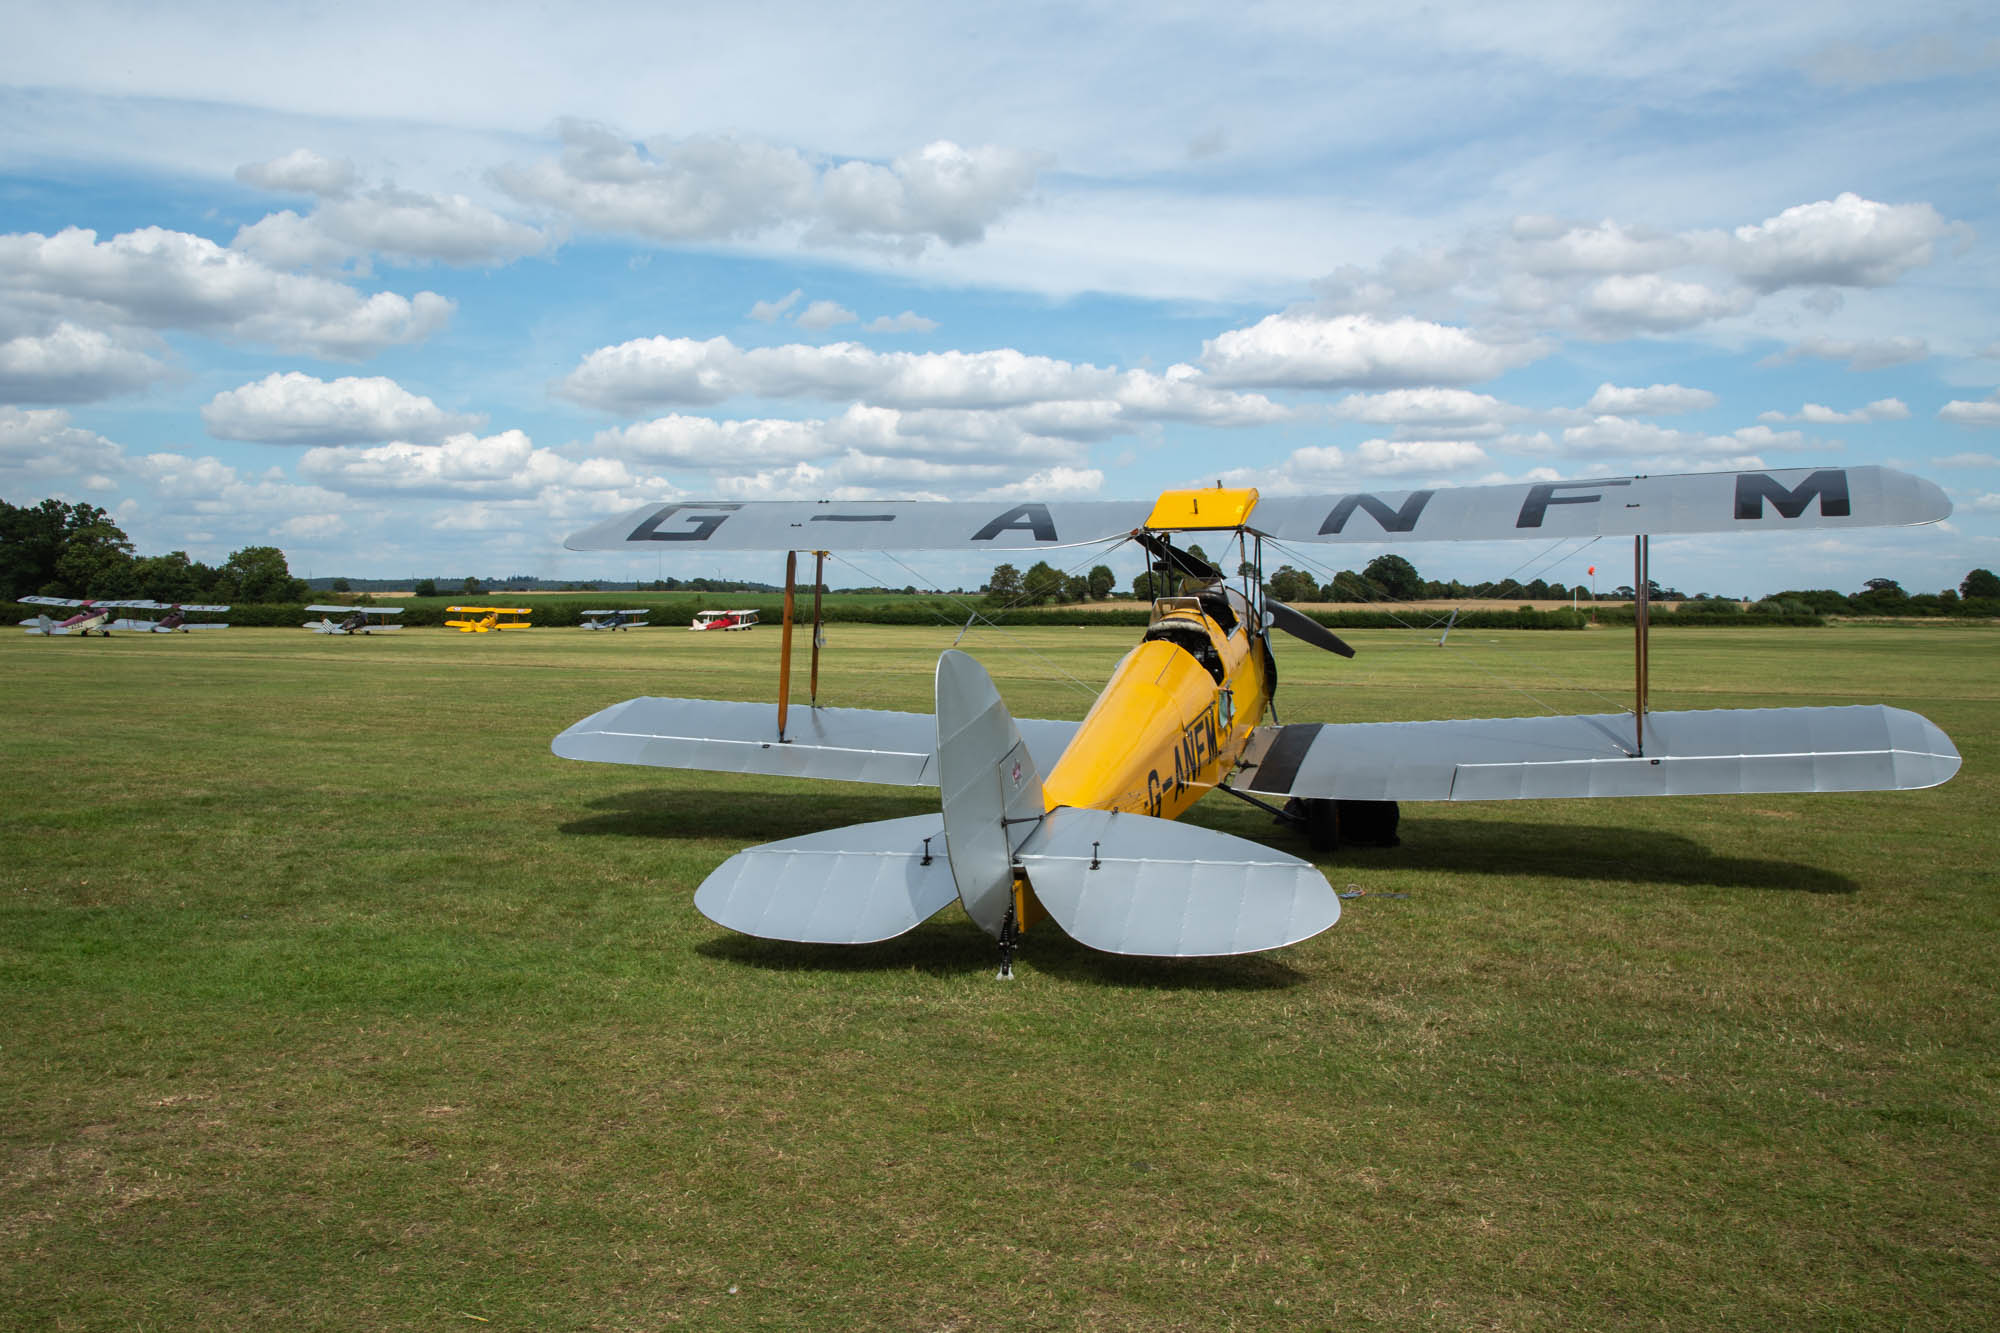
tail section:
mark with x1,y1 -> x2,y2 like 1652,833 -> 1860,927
692,814 -> 958,944
1016,808 -> 1340,957
934,649 -> 1047,937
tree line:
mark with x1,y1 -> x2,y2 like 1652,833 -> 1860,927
1,497 -> 308,604
982,547 -> 2000,617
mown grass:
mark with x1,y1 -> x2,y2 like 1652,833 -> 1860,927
3,622 -> 1996,1330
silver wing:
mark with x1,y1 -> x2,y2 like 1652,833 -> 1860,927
553,696 -> 1079,787
565,467 -> 1946,553
1236,705 -> 1961,802
1247,466 -> 1948,545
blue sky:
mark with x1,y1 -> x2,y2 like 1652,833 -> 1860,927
3,0 -> 1997,597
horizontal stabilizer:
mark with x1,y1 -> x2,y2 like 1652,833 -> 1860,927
1017,808 -> 1339,957
554,696 -> 1077,788
1237,705 -> 1960,802
694,813 -> 958,944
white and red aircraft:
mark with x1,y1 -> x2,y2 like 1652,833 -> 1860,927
690,608 -> 759,632
20,596 -> 178,636
554,466 -> 1961,972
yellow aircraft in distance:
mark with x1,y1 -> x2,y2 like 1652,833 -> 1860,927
445,605 -> 533,632
554,469 -> 1961,975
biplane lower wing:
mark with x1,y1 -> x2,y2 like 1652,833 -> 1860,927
1016,808 -> 1340,957
552,696 -> 1080,787
694,814 -> 959,944
1237,705 -> 1961,802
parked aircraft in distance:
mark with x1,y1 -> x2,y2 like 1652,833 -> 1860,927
304,605 -> 405,635
582,609 -> 648,631
115,602 -> 230,632
555,466 -> 1961,973
690,608 -> 759,632
446,606 -> 533,633
19,597 -> 214,636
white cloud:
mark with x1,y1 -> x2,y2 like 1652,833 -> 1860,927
1581,274 -> 1751,330
235,149 -> 358,197
1718,194 -> 1951,292
1560,416 -> 1809,459
1583,383 -> 1717,416
0,226 -> 453,359
748,289 -> 802,322
1769,335 -> 1930,371
1757,398 -> 1910,425
590,414 -> 839,468
556,334 -> 1285,425
863,311 -> 938,333
795,300 -> 857,331
1330,387 -> 1521,428
494,122 -> 1038,253
1931,452 -> 2000,467
1963,493 -> 2000,513
203,371 -> 484,445
1200,313 -> 1543,388
1514,218 -> 1690,276
1350,438 -> 1489,475
0,405 -> 127,484
0,322 -> 167,403
299,429 -> 656,500
817,140 -> 1041,248
233,156 -> 548,268
1940,394 -> 2000,427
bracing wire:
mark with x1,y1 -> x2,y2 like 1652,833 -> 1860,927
822,540 -> 1132,704
1260,533 -> 1633,718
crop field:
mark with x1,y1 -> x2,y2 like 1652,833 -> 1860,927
3,621 -> 1995,1330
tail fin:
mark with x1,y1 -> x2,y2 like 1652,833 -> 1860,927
935,649 -> 1046,937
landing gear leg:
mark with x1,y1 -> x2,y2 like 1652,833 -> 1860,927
995,904 -> 1019,981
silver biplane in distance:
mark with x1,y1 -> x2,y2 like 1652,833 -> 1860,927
553,466 -> 1961,973
582,608 -> 649,631
114,601 -> 231,632
304,605 -> 405,634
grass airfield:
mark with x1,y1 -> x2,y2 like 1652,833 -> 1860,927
3,621 -> 1995,1330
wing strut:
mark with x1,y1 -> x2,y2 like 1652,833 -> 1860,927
810,550 -> 825,708
1634,535 -> 1650,756
778,551 -> 797,741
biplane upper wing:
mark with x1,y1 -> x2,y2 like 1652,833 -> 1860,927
1236,705 -> 1961,803
305,604 -> 403,614
553,696 -> 1079,787
564,467 -> 1947,553
1247,465 -> 1949,545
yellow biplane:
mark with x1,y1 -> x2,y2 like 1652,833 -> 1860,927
445,605 -> 533,633
554,468 -> 1961,974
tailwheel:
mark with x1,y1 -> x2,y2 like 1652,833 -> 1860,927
995,904 -> 1019,981
1286,797 -> 1341,851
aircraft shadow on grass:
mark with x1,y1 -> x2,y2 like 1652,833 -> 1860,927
1352,816 -> 1861,895
566,789 -> 1859,896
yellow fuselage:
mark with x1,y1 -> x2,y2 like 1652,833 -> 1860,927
1041,597 -> 1271,821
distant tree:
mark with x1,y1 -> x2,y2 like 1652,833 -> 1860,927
1087,564 -> 1116,600
1861,577 -> 1905,595
1960,568 -> 2000,600
1362,553 -> 1422,601
1328,570 -> 1373,602
985,563 -> 1023,604
1770,588 -> 1852,615
413,578 -> 439,598
1132,570 -> 1166,600
1265,566 -> 1317,603
0,498 -> 80,599
130,551 -> 208,603
1186,544 -> 1211,568
1022,561 -> 1064,606
213,546 -> 308,603
331,577 -> 351,593
462,576 -> 483,595
53,508 -> 138,598
1062,574 -> 1091,603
